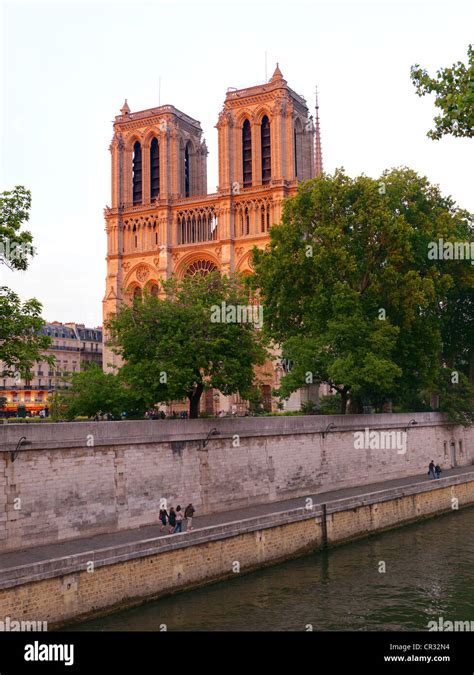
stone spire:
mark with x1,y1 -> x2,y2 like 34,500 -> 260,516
120,99 -> 130,115
270,63 -> 284,83
314,87 -> 323,177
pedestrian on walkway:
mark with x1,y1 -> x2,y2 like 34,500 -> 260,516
428,460 -> 436,480
174,505 -> 183,533
435,464 -> 442,479
159,507 -> 168,532
168,507 -> 176,534
185,503 -> 195,531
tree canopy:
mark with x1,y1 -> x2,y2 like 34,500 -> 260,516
63,364 -> 145,420
0,187 -> 51,378
252,168 -> 474,418
106,272 -> 268,418
0,186 -> 34,270
411,45 -> 474,139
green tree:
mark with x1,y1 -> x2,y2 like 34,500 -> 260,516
63,364 -> 145,420
0,187 -> 52,378
0,186 -> 34,270
411,45 -> 474,139
107,273 -> 268,418
0,288 -> 52,378
252,168 -> 474,418
429,369 -> 474,425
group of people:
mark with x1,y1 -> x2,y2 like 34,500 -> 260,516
145,409 -> 166,420
159,503 -> 195,534
428,460 -> 442,480
145,410 -> 189,420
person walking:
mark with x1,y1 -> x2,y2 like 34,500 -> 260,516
159,507 -> 168,532
435,464 -> 442,479
174,505 -> 183,533
428,460 -> 436,480
185,503 -> 195,531
168,507 -> 176,534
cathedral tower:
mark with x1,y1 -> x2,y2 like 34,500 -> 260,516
103,67 -> 318,401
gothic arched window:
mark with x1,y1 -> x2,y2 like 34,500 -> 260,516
132,141 -> 142,205
150,138 -> 160,199
294,119 -> 303,179
261,116 -> 271,184
242,119 -> 252,187
184,142 -> 191,197
185,259 -> 218,277
133,286 -> 142,302
244,207 -> 250,235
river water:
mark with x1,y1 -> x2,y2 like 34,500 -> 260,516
71,506 -> 474,631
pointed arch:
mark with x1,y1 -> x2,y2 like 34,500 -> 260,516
254,107 -> 272,125
261,115 -> 271,184
133,286 -> 142,302
242,119 -> 252,187
294,117 -> 304,179
132,141 -> 142,204
176,251 -> 221,278
184,140 -> 192,197
150,137 -> 160,199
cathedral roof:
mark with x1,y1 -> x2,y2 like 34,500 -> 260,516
120,99 -> 130,115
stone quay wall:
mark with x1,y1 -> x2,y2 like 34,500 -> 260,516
0,413 -> 472,552
0,472 -> 473,628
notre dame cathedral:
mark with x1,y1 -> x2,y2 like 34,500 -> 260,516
103,65 -> 323,413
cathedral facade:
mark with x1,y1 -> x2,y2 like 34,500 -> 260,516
103,65 -> 322,413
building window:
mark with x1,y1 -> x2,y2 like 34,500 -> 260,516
177,209 -> 217,245
244,207 -> 250,235
184,142 -> 191,197
294,128 -> 298,177
242,119 -> 252,187
185,260 -> 218,277
133,287 -> 142,302
261,116 -> 271,184
150,138 -> 160,199
132,141 -> 142,204
294,119 -> 303,179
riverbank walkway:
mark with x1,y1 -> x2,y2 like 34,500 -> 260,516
1,465 -> 472,575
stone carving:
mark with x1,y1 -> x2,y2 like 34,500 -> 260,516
135,264 -> 150,282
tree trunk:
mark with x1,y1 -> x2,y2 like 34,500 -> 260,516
340,389 -> 348,414
188,383 -> 204,419
348,396 -> 364,414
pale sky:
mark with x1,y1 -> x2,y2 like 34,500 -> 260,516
1,0 -> 472,327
